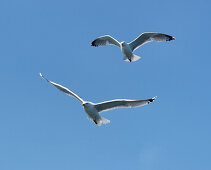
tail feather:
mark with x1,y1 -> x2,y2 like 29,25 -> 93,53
88,116 -> 110,126
100,116 -> 110,125
123,54 -> 141,62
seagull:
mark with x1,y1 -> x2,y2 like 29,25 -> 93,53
91,32 -> 175,62
40,73 -> 157,126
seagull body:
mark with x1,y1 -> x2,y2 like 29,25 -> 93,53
91,32 -> 175,62
40,73 -> 157,126
120,42 -> 134,62
82,102 -> 106,125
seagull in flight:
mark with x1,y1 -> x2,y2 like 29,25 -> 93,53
91,32 -> 175,62
40,73 -> 157,126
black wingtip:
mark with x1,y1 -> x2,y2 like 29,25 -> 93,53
91,40 -> 97,47
148,96 -> 157,103
167,35 -> 175,41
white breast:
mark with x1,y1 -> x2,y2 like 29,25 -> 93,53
121,43 -> 133,57
83,103 -> 99,119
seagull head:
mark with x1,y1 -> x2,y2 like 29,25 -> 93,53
82,102 -> 92,107
120,41 -> 126,46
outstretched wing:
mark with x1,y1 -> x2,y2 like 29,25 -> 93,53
40,73 -> 84,103
91,35 -> 120,47
95,96 -> 156,113
129,32 -> 175,51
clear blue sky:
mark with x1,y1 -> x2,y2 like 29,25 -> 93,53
0,0 -> 210,170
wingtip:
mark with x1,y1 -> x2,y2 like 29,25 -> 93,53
172,36 -> 176,40
40,73 -> 49,82
40,73 -> 45,79
167,35 -> 175,41
149,96 -> 157,103
91,40 -> 97,47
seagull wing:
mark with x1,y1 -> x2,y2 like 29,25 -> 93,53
129,32 -> 175,51
40,73 -> 84,103
95,96 -> 156,113
91,35 -> 120,47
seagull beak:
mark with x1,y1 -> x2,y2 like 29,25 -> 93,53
82,104 -> 84,106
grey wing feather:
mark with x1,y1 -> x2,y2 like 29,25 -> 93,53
95,97 -> 156,113
40,73 -> 84,103
129,32 -> 175,51
91,35 -> 120,47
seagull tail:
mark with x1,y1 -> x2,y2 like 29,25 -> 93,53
123,54 -> 141,62
88,116 -> 110,126
100,116 -> 110,125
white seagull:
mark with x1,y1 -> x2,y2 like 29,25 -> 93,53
91,32 -> 175,62
40,73 -> 157,126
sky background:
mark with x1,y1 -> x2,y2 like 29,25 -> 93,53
0,0 -> 211,170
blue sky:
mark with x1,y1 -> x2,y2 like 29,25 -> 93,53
0,0 -> 211,169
